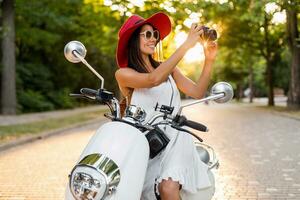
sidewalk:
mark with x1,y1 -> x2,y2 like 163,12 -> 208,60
0,105 -> 108,152
0,105 -> 107,126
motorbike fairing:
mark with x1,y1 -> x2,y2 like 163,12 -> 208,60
65,121 -> 149,200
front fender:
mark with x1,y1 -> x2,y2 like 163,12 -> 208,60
66,121 -> 149,200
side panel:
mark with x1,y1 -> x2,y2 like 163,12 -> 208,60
69,121 -> 149,200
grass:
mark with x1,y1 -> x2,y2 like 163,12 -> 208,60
0,110 -> 107,144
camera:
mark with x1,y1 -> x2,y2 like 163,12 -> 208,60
200,26 -> 217,41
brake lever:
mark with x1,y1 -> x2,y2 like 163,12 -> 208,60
171,125 -> 203,142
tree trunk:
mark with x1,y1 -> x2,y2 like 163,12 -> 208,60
1,0 -> 16,114
266,60 -> 274,106
286,6 -> 300,110
249,65 -> 254,103
264,12 -> 274,106
235,83 -> 243,102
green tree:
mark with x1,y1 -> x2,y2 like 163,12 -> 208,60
14,0 -> 124,112
15,0 -> 83,112
191,0 -> 286,105
3,0 -> 294,113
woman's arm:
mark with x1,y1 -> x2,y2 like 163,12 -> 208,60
115,23 -> 203,90
115,43 -> 189,89
172,41 -> 218,99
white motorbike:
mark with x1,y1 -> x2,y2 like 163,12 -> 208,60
63,41 -> 234,200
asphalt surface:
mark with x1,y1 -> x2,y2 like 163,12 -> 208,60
185,103 -> 300,200
0,103 -> 299,200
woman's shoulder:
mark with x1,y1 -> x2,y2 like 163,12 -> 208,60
115,67 -> 134,73
115,67 -> 137,77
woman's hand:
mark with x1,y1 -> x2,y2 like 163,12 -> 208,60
203,41 -> 218,61
182,23 -> 204,49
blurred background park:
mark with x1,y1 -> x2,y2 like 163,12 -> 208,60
0,0 -> 299,115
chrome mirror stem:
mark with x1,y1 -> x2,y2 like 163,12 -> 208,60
177,93 -> 225,115
73,51 -> 105,90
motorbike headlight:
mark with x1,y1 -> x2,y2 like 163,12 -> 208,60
69,154 -> 120,200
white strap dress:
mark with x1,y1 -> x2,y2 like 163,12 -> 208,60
130,75 -> 212,200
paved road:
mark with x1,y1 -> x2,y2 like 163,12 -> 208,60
0,103 -> 299,200
185,103 -> 300,200
0,122 -> 105,200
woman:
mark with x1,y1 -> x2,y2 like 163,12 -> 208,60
115,12 -> 217,200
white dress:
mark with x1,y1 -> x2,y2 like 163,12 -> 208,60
130,76 -> 212,200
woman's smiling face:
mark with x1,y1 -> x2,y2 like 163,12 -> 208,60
139,24 -> 159,56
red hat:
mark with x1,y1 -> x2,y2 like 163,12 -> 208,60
116,12 -> 171,68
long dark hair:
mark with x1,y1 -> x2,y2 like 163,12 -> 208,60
127,25 -> 160,73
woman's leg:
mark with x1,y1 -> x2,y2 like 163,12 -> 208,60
158,178 -> 181,200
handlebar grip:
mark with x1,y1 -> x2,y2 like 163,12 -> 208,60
171,125 -> 203,142
183,120 -> 208,132
80,88 -> 98,97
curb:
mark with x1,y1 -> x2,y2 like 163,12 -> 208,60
0,117 -> 108,153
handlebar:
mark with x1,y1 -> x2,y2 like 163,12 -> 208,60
70,88 -> 114,102
182,120 -> 208,132
69,88 -> 98,100
80,88 -> 98,98
184,120 -> 208,132
175,115 -> 208,132
171,124 -> 204,142
70,87 -> 120,118
143,112 -> 207,143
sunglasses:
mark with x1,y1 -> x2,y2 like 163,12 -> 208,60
140,30 -> 160,41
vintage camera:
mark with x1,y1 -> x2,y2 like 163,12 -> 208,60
200,25 -> 217,41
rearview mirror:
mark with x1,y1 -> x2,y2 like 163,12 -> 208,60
64,41 -> 105,89
211,82 -> 234,103
64,41 -> 87,63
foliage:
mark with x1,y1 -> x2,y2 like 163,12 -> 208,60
1,0 -> 298,112
184,0 -> 291,101
12,0 -> 121,112
18,90 -> 55,112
